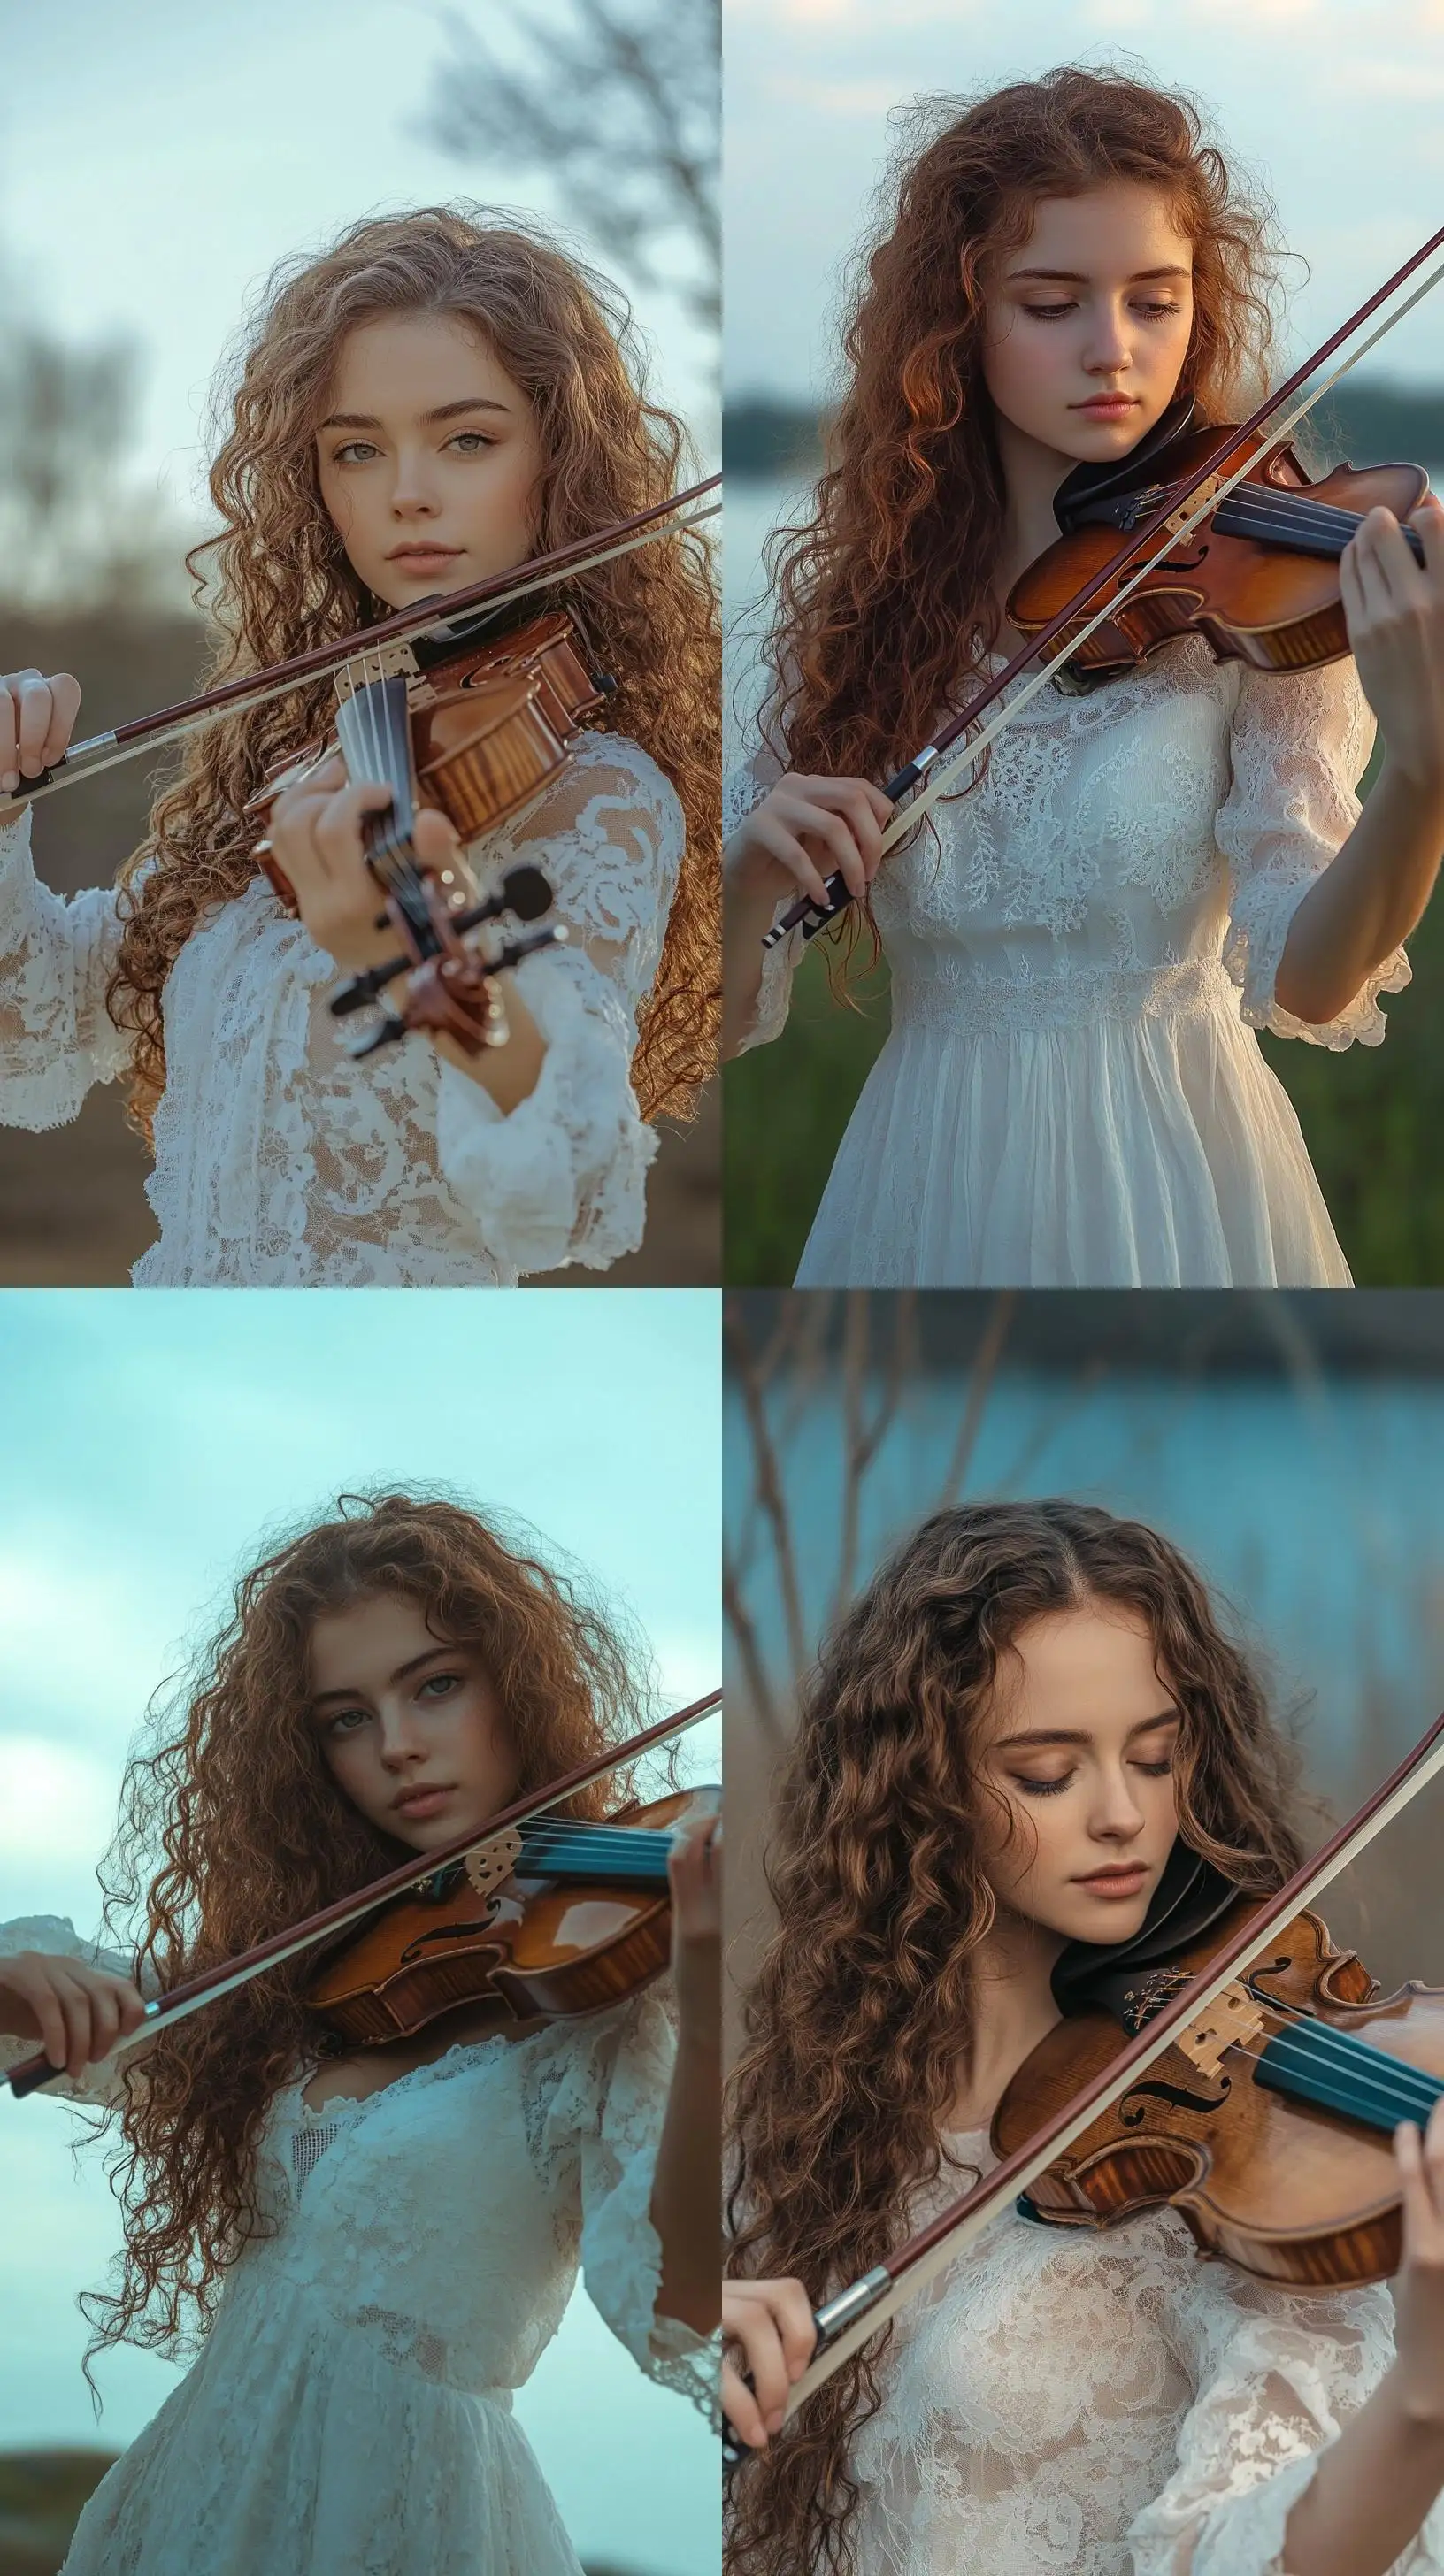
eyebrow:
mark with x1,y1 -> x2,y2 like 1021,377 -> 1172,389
1006,265 -> 1191,286
319,397 -> 512,431
994,1708 -> 1181,1751
311,1645 -> 459,1708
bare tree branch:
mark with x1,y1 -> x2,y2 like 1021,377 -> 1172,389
421,0 -> 719,335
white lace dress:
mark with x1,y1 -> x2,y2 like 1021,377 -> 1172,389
0,732 -> 682,1284
841,2123 -> 1443,2576
0,1915 -> 718,2576
728,645 -> 1409,1286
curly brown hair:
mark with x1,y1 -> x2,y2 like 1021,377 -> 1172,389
105,205 -> 720,1130
82,1490 -> 654,2368
726,1499 -> 1310,2576
761,65 -> 1282,971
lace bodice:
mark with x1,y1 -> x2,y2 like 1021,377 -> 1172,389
0,731 -> 682,1284
837,2127 -> 1442,2576
0,1914 -> 717,2422
727,642 -> 1407,1054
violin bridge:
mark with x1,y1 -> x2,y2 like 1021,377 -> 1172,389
462,1827 -> 524,1898
1159,472 -> 1227,540
332,640 -> 421,702
1174,1982 -> 1269,2080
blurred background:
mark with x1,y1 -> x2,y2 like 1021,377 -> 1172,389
0,0 -> 719,1288
724,1289 -> 1444,2060
722,0 -> 1444,1285
0,1287 -> 721,2576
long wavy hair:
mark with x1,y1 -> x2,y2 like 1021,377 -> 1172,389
106,206 -> 719,1130
726,1499 -> 1311,2576
762,67 -> 1283,970
83,1491 -> 654,2367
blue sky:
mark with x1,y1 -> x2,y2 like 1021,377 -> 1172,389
725,0 -> 1444,395
0,1287 -> 720,2575
0,0 -> 717,578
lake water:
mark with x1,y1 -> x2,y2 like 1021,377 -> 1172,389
724,1361 -> 1444,1801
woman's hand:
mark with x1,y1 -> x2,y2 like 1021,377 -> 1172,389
724,773 -> 894,916
0,668 -> 81,807
1340,496 -> 1444,798
722,2276 -> 818,2450
666,1799 -> 720,2052
1389,2097 -> 1444,2423
265,752 -> 476,979
0,1948 -> 147,2082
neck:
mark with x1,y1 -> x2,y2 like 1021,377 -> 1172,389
991,411 -> 1078,610
948,1905 -> 1065,2133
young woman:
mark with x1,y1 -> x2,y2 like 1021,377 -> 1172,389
0,1491 -> 720,2575
0,205 -> 719,1285
724,1500 -> 1444,2576
723,70 -> 1444,1287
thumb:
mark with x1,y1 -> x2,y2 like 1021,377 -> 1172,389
412,804 -> 464,867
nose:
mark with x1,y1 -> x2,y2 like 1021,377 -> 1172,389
1082,298 -> 1133,377
388,445 -> 442,519
1086,1760 -> 1146,1843
376,1706 -> 429,1767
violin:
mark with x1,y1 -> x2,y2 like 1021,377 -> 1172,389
308,1785 -> 717,2048
758,223 -> 1444,956
992,1856 -> 1444,2293
1006,398 -> 1431,690
248,606 -> 611,1061
2,1688 -> 721,2102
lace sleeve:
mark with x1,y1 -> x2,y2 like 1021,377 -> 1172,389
1217,658 -> 1409,1049
528,1987 -> 720,2426
433,732 -> 687,1276
0,1915 -> 149,2112
0,806 -> 130,1124
724,740 -> 803,1055
1128,2257 -> 1444,2575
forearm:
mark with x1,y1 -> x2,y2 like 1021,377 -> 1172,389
649,2024 -> 721,2334
722,843 -> 779,1059
1274,760 -> 1444,1024
1282,2368 -> 1444,2576
435,984 -> 548,1110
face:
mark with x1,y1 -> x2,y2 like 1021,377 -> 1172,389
972,1598 -> 1180,1948
316,311 -> 547,612
307,1590 -> 519,1853
982,182 -> 1195,470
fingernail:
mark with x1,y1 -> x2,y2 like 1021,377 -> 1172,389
766,2408 -> 784,2431
3,772 -> 17,794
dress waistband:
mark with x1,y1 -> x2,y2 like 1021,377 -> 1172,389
891,955 -> 1237,1036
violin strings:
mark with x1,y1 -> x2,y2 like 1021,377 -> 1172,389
1210,2004 -> 1444,2130
1223,2033 -> 1443,2133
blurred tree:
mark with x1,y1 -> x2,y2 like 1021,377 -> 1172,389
420,0 -> 719,335
0,320 -> 188,614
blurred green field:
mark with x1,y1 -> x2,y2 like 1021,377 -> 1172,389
724,743 -> 1444,1286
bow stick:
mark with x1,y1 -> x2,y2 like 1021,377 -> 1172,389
764,221 -> 1444,950
1,476 -> 720,816
4,1684 -> 721,2102
726,1704 -> 1444,2457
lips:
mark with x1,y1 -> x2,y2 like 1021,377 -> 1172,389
1073,398 -> 1140,417
388,546 -> 461,564
391,1784 -> 455,1818
1073,1864 -> 1148,1895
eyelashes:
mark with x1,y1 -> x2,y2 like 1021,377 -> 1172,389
1011,1759 -> 1175,1799
1022,302 -> 1183,324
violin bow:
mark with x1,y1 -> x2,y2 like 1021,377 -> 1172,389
727,1704 -> 1444,2455
765,220 -> 1444,950
4,1684 -> 721,2102
1,474 -> 720,816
